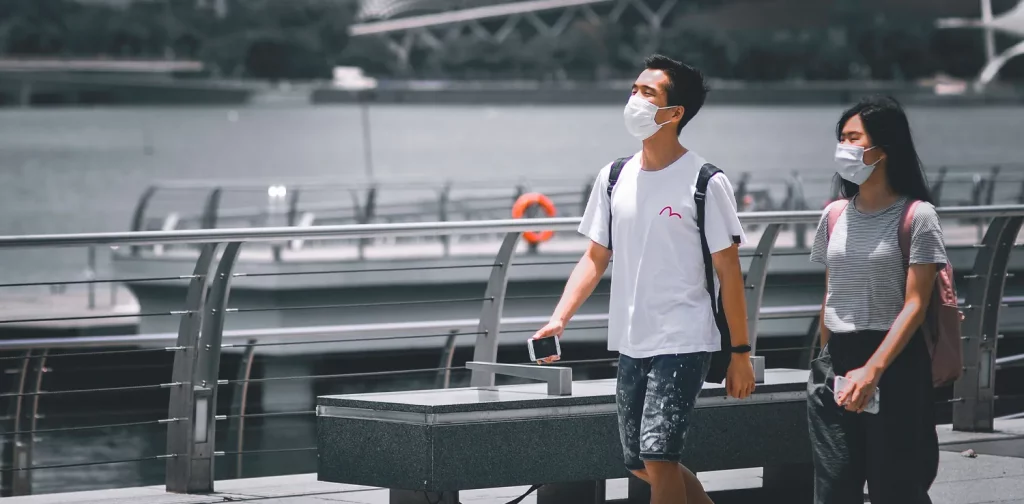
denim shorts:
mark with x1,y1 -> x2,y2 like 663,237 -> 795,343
616,352 -> 711,471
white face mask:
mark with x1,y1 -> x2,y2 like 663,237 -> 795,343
834,143 -> 883,185
623,94 -> 677,141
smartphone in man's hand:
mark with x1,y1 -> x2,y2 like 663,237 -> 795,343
528,335 -> 560,364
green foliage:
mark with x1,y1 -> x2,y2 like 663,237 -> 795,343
0,0 -> 355,80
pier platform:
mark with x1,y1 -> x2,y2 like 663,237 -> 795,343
7,419 -> 1024,504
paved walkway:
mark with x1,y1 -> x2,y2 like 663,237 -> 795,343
8,420 -> 1024,504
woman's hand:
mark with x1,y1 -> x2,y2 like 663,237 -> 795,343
837,365 -> 882,413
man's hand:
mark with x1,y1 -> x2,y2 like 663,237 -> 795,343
836,365 -> 881,413
531,320 -> 565,364
726,353 -> 755,399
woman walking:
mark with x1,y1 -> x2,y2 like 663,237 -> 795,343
808,95 -> 947,504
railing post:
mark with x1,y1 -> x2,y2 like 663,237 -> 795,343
228,339 -> 258,480
436,329 -> 460,389
746,224 -> 781,354
954,216 -> 1023,432
201,188 -> 222,230
130,186 -> 158,254
800,314 -> 822,369
439,185 -> 452,256
789,172 -> 809,248
931,167 -> 947,206
1,349 -> 43,497
470,232 -> 521,388
165,244 -> 220,493
193,242 -> 242,490
86,246 -> 96,310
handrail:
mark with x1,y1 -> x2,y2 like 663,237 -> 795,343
4,205 -> 1024,249
3,203 -> 1023,497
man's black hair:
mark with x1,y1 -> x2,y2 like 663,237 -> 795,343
643,54 -> 710,135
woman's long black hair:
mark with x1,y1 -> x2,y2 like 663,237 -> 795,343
834,95 -> 935,204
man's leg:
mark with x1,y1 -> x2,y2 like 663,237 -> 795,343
617,354 -> 650,477
638,352 -> 713,504
638,463 -> 712,504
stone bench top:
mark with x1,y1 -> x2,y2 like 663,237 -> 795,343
317,368 -> 810,417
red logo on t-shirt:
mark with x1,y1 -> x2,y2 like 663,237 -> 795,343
659,206 -> 682,219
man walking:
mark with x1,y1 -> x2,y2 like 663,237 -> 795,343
532,54 -> 756,504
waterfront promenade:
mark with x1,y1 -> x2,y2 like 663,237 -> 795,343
3,207 -> 1024,503
5,420 -> 1024,504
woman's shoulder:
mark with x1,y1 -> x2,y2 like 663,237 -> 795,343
908,200 -> 940,223
819,198 -> 852,221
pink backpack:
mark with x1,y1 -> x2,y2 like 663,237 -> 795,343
826,199 -> 964,388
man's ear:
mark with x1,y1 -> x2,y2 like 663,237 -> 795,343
672,105 -> 686,124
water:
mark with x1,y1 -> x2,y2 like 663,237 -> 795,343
2,103 -> 1023,495
1,103 -> 1023,284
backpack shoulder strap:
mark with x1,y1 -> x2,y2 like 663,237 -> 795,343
898,199 -> 921,268
605,156 -> 632,250
826,199 -> 850,239
695,163 -> 723,303
607,157 -> 630,199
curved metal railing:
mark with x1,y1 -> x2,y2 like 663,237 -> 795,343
2,205 -> 1024,497
128,165 -> 1024,242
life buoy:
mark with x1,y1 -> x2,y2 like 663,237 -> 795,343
511,192 -> 557,244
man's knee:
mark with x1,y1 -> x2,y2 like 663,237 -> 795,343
643,460 -> 681,480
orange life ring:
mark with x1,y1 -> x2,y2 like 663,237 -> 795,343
511,192 -> 557,244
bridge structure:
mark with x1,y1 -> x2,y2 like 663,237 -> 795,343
937,0 -> 1024,89
1,205 -> 1024,501
347,0 -> 676,75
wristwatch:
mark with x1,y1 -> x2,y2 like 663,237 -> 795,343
730,344 -> 752,354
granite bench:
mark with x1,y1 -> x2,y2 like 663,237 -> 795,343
316,363 -> 813,504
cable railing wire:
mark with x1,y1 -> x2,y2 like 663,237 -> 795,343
226,297 -> 490,314
500,325 -> 608,334
0,382 -> 181,399
0,275 -> 200,289
216,447 -> 316,456
0,454 -> 175,472
0,310 -> 189,326
0,418 -> 183,437
217,410 -> 315,421
233,263 -> 498,278
505,292 -> 609,301
0,346 -> 184,361
224,366 -> 465,385
220,331 -> 484,350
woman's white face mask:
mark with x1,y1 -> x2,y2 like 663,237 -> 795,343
834,143 -> 883,185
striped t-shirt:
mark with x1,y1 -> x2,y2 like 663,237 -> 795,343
810,196 -> 948,334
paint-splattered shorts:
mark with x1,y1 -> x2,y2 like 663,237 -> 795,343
616,352 -> 711,471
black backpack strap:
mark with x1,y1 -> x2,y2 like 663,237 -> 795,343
605,156 -> 631,250
695,162 -> 733,384
695,162 -> 723,306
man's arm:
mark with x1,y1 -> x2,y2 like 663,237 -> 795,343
710,244 -> 750,350
710,244 -> 755,399
531,241 -> 611,362
549,241 -> 612,327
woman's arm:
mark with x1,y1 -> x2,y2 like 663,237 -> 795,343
820,269 -> 831,348
838,262 -> 938,412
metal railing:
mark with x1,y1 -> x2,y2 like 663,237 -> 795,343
2,205 -> 1024,497
128,165 -> 1024,239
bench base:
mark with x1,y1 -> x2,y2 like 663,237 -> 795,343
390,489 -> 459,504
537,480 -> 606,504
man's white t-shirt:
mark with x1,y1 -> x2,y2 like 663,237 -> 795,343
578,150 -> 747,359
